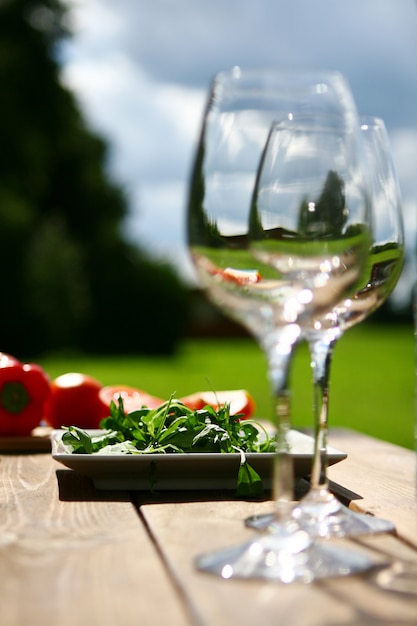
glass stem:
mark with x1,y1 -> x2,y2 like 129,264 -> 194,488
261,326 -> 300,519
308,330 -> 341,491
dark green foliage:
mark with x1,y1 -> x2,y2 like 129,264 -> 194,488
297,170 -> 347,237
187,138 -> 226,249
0,0 -> 188,356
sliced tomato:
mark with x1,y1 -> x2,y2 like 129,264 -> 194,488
43,373 -> 104,429
221,267 -> 261,285
98,385 -> 164,416
180,389 -> 255,419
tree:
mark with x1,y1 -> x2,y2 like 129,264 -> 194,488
297,170 -> 347,237
0,0 -> 188,356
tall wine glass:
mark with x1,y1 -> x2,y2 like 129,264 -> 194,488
300,116 -> 404,536
188,67 -> 373,581
246,116 -> 404,536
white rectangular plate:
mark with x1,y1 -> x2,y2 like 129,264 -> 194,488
51,429 -> 347,491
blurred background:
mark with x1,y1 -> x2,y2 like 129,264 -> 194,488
1,0 -> 416,358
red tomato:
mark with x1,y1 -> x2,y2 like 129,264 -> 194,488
0,359 -> 50,436
98,385 -> 164,416
180,389 -> 255,419
43,373 -> 104,429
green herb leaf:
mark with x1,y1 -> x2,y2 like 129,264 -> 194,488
236,457 -> 264,497
62,426 -> 93,453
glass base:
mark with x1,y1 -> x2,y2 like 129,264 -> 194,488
245,489 -> 395,537
195,522 -> 373,582
375,562 -> 417,595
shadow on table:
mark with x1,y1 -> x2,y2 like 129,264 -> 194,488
56,469 -> 362,507
56,469 -> 132,502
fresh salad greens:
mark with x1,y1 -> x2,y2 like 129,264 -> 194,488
61,395 -> 276,496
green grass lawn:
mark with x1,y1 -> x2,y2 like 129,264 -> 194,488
38,321 -> 415,450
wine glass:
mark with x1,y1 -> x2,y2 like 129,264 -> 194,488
246,116 -> 405,536
188,67 -> 373,581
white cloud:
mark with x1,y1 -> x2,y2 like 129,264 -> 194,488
62,52 -> 205,180
61,45 -> 205,282
64,0 -> 124,49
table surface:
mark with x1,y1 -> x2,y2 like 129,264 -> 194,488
1,428 -> 416,626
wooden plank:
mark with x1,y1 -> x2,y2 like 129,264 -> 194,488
327,429 -> 417,546
2,430 -> 414,626
0,454 -> 190,626
137,431 -> 417,625
0,426 -> 52,453
140,499 -> 417,626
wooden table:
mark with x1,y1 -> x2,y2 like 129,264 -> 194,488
1,429 -> 416,626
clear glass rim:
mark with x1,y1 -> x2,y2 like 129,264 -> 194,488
207,66 -> 358,128
212,65 -> 348,90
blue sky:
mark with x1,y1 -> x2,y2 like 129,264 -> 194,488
61,0 -> 417,307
